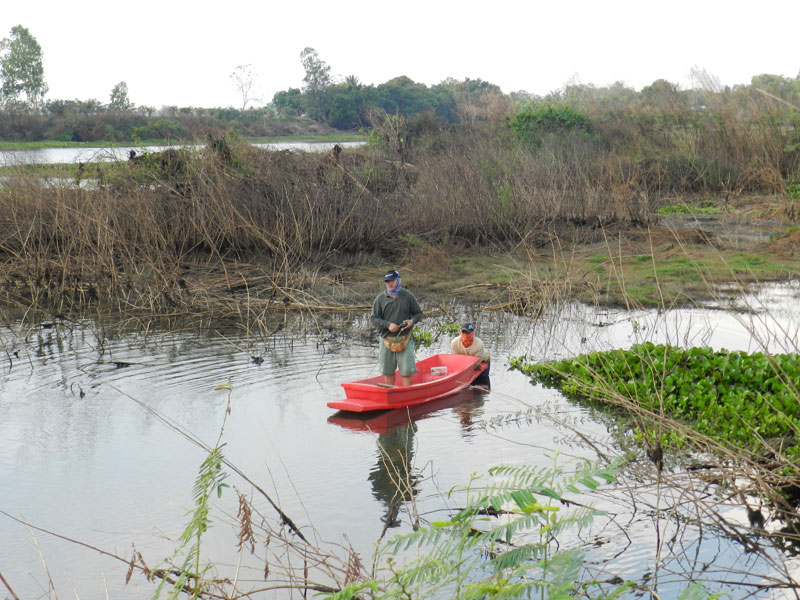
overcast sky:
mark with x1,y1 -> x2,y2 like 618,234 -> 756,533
2,0 -> 799,109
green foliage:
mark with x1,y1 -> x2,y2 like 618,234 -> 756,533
322,460 -> 628,599
412,329 -> 434,348
328,93 -> 360,130
413,321 -> 462,349
509,105 -> 593,145
479,160 -> 514,215
496,182 -> 513,216
442,321 -> 461,336
374,76 -> 436,117
0,25 -> 48,107
678,582 -> 723,600
324,581 -> 379,600
154,444 -> 229,599
300,47 -> 331,94
770,225 -> 800,242
131,119 -> 188,141
787,183 -> 800,201
272,87 -> 304,117
510,343 -> 800,453
632,426 -> 687,452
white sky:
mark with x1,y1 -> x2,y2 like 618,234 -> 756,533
2,0 -> 799,109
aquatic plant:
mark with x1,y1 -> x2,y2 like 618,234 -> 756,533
412,321 -> 461,348
510,343 -> 800,453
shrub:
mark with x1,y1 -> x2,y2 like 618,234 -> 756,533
509,105 -> 594,145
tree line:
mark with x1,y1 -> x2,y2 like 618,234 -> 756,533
2,25 -> 800,146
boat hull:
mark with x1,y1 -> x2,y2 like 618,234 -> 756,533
328,353 -> 488,413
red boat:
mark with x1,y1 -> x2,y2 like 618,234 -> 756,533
328,353 -> 488,413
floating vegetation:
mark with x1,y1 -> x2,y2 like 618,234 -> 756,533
510,343 -> 800,454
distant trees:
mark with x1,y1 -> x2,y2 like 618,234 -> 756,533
749,73 -> 800,108
270,47 -> 505,131
0,25 -> 48,107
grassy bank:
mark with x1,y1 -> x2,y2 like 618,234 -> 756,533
0,132 -> 364,151
0,138 -> 171,150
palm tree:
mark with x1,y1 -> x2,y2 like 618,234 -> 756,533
345,75 -> 361,89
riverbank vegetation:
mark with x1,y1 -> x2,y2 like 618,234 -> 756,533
2,76 -> 800,322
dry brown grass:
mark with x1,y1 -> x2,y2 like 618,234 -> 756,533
1,95 -> 798,324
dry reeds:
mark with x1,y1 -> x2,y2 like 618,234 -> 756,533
1,90 -> 798,323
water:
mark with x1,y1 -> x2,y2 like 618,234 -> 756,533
2,283 -> 800,599
0,140 -> 365,166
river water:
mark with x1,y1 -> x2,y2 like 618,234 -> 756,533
2,283 -> 800,599
0,140 -> 364,166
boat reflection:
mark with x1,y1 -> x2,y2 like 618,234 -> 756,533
331,387 -> 489,529
327,387 -> 488,435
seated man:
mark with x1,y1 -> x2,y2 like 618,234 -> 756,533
451,322 -> 491,388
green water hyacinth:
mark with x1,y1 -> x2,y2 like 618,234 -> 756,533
510,343 -> 800,453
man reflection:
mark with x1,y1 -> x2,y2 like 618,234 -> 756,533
367,424 -> 420,531
453,394 -> 486,436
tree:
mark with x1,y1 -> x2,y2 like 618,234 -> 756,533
300,47 -> 331,93
300,47 -> 331,120
109,81 -> 133,111
375,76 -> 434,116
230,64 -> 258,110
0,25 -> 48,107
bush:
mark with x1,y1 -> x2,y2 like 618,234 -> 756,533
509,105 -> 594,145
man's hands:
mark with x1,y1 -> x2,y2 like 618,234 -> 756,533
388,320 -> 412,333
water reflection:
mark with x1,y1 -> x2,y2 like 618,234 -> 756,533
369,424 -> 420,529
0,140 -> 365,166
327,388 -> 487,435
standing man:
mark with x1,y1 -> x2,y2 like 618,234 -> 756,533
372,270 -> 423,386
